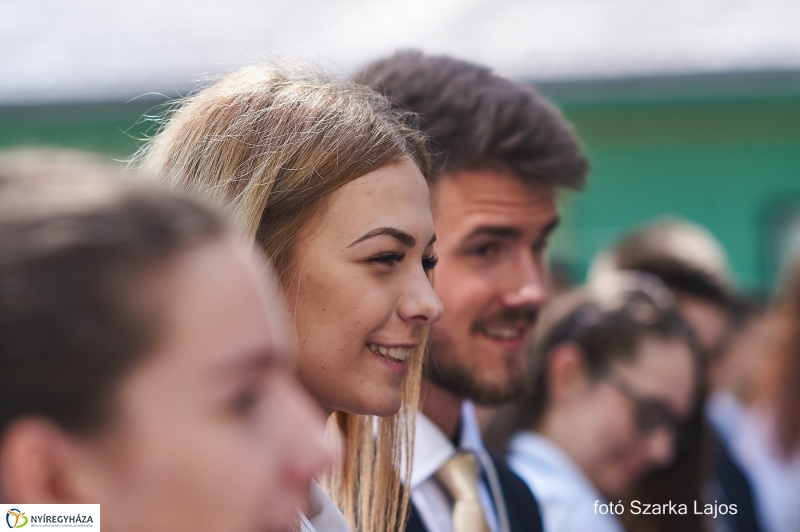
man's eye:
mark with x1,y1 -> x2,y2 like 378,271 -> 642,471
532,238 -> 549,254
470,242 -> 500,258
368,252 -> 405,266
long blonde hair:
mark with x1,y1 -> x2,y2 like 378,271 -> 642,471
134,62 -> 429,532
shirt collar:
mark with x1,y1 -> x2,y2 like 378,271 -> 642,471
410,400 -> 489,489
509,430 -> 602,499
459,400 -> 486,455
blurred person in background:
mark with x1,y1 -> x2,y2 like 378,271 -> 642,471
712,250 -> 800,532
0,156 -> 331,532
357,50 -> 589,532
137,62 -> 444,532
486,271 -> 700,532
590,218 -> 763,532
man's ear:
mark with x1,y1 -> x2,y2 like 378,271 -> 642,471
0,418 -> 93,504
546,342 -> 590,405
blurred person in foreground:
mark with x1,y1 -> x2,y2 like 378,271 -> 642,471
590,218 -> 763,532
357,51 -> 589,532
0,156 -> 331,532
487,271 -> 700,532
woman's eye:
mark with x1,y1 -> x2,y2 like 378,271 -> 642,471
367,252 -> 405,266
422,254 -> 439,271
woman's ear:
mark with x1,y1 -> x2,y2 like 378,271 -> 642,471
0,418 -> 93,504
546,342 -> 590,406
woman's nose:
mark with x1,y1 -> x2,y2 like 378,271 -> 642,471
275,375 -> 333,487
398,268 -> 444,325
643,427 -> 675,467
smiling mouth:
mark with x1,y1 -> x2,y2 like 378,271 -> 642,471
367,343 -> 412,362
479,324 -> 527,341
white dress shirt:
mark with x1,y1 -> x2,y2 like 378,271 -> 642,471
410,401 -> 502,532
299,479 -> 352,532
508,431 -> 624,532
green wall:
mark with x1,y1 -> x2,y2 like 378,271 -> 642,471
2,76 -> 799,293
0,101 -> 161,158
549,96 -> 800,293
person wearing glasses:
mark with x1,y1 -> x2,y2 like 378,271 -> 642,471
490,271 -> 700,532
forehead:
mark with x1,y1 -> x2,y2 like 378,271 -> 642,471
613,335 -> 697,416
317,159 -> 433,243
154,240 -> 288,369
431,169 -> 557,234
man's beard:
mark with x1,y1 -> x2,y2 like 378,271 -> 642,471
425,307 -> 536,406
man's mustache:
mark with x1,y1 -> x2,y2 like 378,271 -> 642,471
475,306 -> 539,328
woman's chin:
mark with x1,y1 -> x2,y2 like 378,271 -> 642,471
343,394 -> 402,417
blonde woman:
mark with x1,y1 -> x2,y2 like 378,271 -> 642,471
135,64 -> 444,532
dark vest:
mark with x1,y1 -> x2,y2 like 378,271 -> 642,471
711,428 -> 762,532
405,454 -> 544,532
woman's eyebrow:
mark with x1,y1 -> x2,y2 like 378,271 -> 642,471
348,227 -> 416,248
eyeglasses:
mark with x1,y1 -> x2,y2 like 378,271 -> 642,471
603,375 -> 681,437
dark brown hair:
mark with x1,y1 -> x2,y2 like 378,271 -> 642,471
524,272 -> 698,432
0,159 -> 224,435
485,272 -> 707,532
355,50 -> 588,189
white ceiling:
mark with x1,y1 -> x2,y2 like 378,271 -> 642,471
2,0 -> 800,103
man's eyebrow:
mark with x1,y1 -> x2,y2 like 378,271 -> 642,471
348,227 -> 416,248
463,216 -> 561,242
539,216 -> 561,241
464,226 -> 523,240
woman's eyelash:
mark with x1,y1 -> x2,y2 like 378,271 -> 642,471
422,255 -> 439,271
368,252 -> 405,265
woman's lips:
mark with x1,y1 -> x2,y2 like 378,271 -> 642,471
366,343 -> 412,362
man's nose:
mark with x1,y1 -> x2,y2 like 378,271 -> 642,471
501,251 -> 548,309
276,376 -> 333,487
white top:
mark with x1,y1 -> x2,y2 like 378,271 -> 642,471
508,431 -> 624,532
299,479 -> 352,532
410,401 -> 502,532
707,391 -> 800,532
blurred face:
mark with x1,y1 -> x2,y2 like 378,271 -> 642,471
287,158 -> 444,416
677,294 -> 729,355
677,294 -> 730,388
76,239 -> 330,532
428,169 -> 558,404
562,336 -> 696,497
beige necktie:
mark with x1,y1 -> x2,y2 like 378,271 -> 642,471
435,452 -> 492,532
